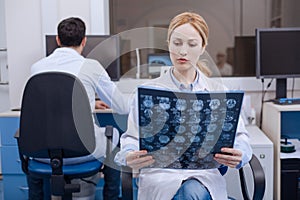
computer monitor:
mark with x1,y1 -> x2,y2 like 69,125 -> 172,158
147,53 -> 172,77
256,28 -> 300,99
45,35 -> 121,81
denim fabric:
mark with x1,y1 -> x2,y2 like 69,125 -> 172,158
103,165 -> 121,200
103,147 -> 121,200
172,179 -> 212,200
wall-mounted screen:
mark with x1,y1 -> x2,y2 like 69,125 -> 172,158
256,28 -> 300,79
147,53 -> 172,77
256,28 -> 300,99
46,35 -> 121,81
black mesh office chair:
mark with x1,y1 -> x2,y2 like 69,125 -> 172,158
17,72 -> 113,199
121,154 -> 266,200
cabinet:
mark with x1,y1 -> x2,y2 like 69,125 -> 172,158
0,111 -> 28,199
262,102 -> 300,200
224,125 -> 274,200
0,111 -> 127,200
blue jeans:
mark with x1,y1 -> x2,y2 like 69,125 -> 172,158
102,147 -> 121,200
172,179 -> 212,200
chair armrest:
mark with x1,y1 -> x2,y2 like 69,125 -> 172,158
105,125 -> 114,158
239,154 -> 266,200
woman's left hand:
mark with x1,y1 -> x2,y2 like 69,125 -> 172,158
213,148 -> 242,168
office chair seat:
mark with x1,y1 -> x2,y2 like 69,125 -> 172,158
28,159 -> 102,178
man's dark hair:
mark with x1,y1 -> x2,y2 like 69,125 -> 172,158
57,17 -> 86,47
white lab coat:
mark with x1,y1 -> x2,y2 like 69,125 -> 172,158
116,67 -> 252,200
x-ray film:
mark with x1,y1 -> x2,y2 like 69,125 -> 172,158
138,86 -> 244,169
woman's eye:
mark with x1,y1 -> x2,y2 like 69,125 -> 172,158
189,43 -> 198,47
173,41 -> 182,46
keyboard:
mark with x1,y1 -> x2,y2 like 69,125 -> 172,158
272,98 -> 300,105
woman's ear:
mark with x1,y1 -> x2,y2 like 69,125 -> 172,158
56,36 -> 62,47
199,45 -> 206,55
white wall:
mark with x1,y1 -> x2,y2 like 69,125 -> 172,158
4,0 -> 108,109
5,0 -> 43,110
3,0 -> 300,125
0,0 -> 9,112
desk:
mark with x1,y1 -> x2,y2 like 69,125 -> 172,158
0,110 -> 128,200
94,109 -> 128,134
0,111 -> 27,199
262,102 -> 300,199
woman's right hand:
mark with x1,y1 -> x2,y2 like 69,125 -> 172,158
126,150 -> 155,170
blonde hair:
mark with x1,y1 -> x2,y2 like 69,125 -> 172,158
167,12 -> 212,76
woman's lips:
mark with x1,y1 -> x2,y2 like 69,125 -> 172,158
177,58 -> 188,64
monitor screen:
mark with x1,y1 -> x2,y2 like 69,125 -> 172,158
45,35 -> 121,81
256,28 -> 300,79
147,53 -> 172,76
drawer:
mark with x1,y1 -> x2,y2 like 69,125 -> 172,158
0,117 -> 20,146
1,146 -> 23,174
2,174 -> 28,200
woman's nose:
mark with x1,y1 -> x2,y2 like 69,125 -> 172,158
179,48 -> 187,56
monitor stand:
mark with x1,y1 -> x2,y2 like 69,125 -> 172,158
272,78 -> 300,105
275,78 -> 287,99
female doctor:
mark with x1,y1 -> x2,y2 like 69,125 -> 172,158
115,12 -> 252,200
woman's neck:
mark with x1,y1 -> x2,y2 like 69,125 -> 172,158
172,68 -> 197,85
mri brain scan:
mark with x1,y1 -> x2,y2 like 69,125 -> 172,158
138,87 -> 243,169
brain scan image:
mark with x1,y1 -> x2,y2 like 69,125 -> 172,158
176,99 -> 187,111
144,109 -> 153,118
159,97 -> 171,110
138,87 -> 243,169
174,135 -> 186,143
207,124 -> 217,132
159,135 -> 170,144
222,133 -> 231,140
222,122 -> 233,132
157,111 -> 169,122
175,146 -> 184,154
159,124 -> 169,134
144,136 -> 155,143
208,113 -> 218,123
143,96 -> 154,108
141,125 -> 153,133
175,125 -> 186,134
189,113 -> 201,123
225,111 -> 235,121
190,125 -> 202,134
192,100 -> 204,111
209,99 -> 220,110
191,135 -> 201,143
205,134 -> 216,142
174,113 -> 186,123
227,99 -> 237,109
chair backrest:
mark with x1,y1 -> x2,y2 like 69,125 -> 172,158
19,72 -> 95,159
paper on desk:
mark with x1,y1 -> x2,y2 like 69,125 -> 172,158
280,139 -> 300,159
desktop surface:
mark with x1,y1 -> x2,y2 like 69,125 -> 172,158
272,98 -> 300,105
